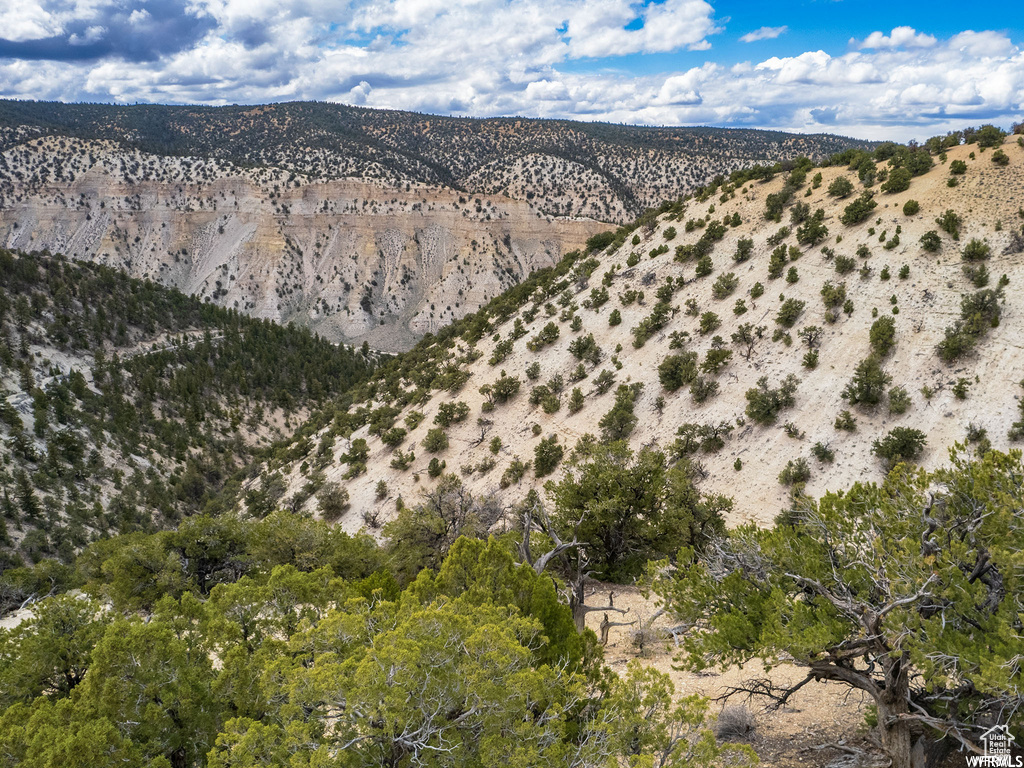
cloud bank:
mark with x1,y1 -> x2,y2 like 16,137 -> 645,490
0,3 -> 1020,141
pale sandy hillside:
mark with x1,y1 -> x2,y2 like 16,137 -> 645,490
267,138 -> 1024,532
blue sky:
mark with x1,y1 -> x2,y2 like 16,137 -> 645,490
0,0 -> 1021,141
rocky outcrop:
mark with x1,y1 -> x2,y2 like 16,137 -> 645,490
0,138 -> 605,351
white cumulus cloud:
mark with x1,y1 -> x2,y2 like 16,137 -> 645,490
740,26 -> 787,43
856,26 -> 937,49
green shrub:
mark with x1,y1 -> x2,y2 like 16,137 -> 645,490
872,427 -> 926,468
962,238 -> 991,262
658,353 -> 699,391
699,311 -> 721,335
834,410 -> 857,431
842,356 -> 891,408
775,298 -> 806,328
827,176 -> 854,198
422,427 -> 449,453
903,199 -> 920,216
920,230 -> 941,252
869,316 -> 897,356
881,167 -> 911,193
778,458 -> 811,486
840,192 -> 877,225
888,386 -> 911,415
733,238 -> 754,263
936,209 -> 963,240
745,374 -> 800,425
835,255 -> 856,274
434,401 -> 470,428
690,376 -> 720,404
534,435 -> 564,477
712,272 -> 739,299
811,442 -> 835,463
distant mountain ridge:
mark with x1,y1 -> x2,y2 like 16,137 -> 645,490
0,100 -> 875,222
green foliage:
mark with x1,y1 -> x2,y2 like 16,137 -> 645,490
608,308 -> 622,326
936,208 -> 963,240
631,300 -> 672,347
598,384 -> 642,443
834,254 -> 856,274
712,272 -> 739,299
872,427 -> 926,467
937,288 -> 1002,362
658,352 -> 699,391
733,238 -> 754,263
698,311 -> 721,335
744,375 -> 799,425
690,376 -> 720,404
434,400 -> 470,428
903,199 -> 920,216
962,238 -> 992,262
774,298 -> 805,328
888,385 -> 912,415
652,448 -> 1024,767
811,441 -> 835,463
585,230 -> 616,252
568,333 -> 602,365
526,321 -> 560,351
548,442 -> 728,581
840,192 -> 877,225
778,457 -> 811,486
920,230 -> 942,252
795,209 -> 828,245
827,175 -> 854,198
869,315 -> 897,356
842,355 -> 891,408
880,166 -> 911,193
767,245 -> 788,279
533,435 -> 564,477
422,427 -> 449,453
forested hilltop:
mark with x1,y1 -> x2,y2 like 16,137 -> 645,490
0,250 -> 375,576
0,100 -> 872,222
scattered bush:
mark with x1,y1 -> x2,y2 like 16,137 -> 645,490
842,355 -> 891,408
869,316 -> 897,356
872,427 -> 926,468
778,458 -> 811,485
840,192 -> 877,225
889,386 -> 912,415
534,435 -> 564,477
712,272 -> 740,299
422,427 -> 450,453
658,353 -> 699,391
745,375 -> 800,425
775,298 -> 806,328
962,238 -> 992,262
834,410 -> 857,431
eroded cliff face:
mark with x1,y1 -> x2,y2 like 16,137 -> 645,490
0,138 -> 604,351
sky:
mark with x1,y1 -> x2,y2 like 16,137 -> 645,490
0,0 -> 1021,142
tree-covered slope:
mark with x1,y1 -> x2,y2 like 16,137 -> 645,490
0,250 -> 375,571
